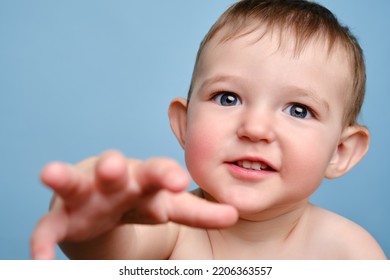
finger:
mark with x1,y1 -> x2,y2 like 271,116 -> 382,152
95,150 -> 129,193
134,158 -> 189,193
30,210 -> 69,260
40,162 -> 90,203
167,192 -> 239,228
121,191 -> 238,228
40,162 -> 91,208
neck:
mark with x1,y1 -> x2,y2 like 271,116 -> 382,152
199,188 -> 310,243
207,204 -> 311,259
226,203 -> 309,243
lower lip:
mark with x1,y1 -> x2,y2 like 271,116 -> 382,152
226,163 -> 274,181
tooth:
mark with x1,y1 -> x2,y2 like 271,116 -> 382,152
242,161 -> 251,169
251,162 -> 261,170
260,162 -> 268,170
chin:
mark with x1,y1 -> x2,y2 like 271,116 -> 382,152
210,189 -> 274,214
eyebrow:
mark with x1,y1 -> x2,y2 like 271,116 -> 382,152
197,74 -> 242,94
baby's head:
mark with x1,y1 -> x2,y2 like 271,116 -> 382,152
169,0 -> 370,214
187,0 -> 365,127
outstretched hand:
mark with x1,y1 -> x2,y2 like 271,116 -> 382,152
30,151 -> 238,259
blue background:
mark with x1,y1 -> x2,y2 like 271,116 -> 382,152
0,0 -> 389,260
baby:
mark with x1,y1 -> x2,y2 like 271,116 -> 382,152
31,0 -> 386,259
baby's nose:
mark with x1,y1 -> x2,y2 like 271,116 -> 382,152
236,109 -> 276,143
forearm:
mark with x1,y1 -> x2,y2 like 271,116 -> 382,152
60,224 -> 136,260
60,223 -> 179,260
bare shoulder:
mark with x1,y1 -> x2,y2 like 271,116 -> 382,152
306,204 -> 386,259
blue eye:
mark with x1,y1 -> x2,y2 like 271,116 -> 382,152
213,92 -> 241,106
285,104 -> 312,119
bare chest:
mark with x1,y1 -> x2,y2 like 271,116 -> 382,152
168,226 -> 326,260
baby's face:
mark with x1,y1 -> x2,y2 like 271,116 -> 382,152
184,30 -> 352,217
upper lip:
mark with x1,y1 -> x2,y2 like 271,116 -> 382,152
227,156 -> 278,172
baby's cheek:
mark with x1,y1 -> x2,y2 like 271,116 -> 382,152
283,145 -> 331,198
184,129 -> 216,181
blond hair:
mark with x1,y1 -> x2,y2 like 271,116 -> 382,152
187,0 -> 365,126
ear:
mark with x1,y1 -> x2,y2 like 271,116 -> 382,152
325,126 -> 370,179
168,97 -> 188,149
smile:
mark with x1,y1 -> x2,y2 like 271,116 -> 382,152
236,160 -> 268,171
234,160 -> 275,172
227,159 -> 276,181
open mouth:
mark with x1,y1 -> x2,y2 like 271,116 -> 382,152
233,160 -> 275,172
